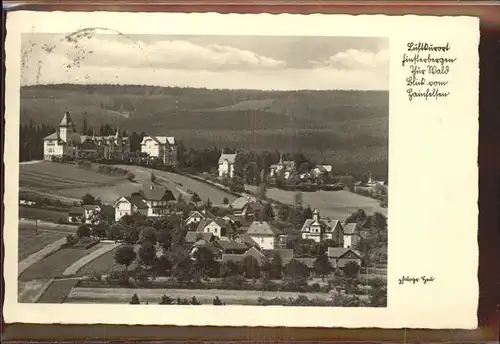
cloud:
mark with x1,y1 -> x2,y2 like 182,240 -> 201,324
31,35 -> 286,71
311,49 -> 389,70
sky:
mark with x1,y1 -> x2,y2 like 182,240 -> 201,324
21,32 -> 388,91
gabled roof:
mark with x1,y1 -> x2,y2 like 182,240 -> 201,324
68,207 -> 84,215
43,132 -> 60,140
343,223 -> 359,235
325,219 -> 341,232
295,257 -> 315,269
185,231 -> 214,244
141,136 -> 175,145
186,210 -> 215,221
245,246 -> 266,262
83,204 -> 101,211
235,234 -> 259,248
140,183 -> 175,201
218,153 -> 237,164
114,195 -> 148,210
221,254 -> 245,264
216,240 -> 248,251
327,247 -> 362,259
231,196 -> 256,210
196,219 -> 210,232
59,112 -> 74,127
247,221 -> 281,236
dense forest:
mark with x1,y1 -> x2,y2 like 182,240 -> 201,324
19,84 -> 388,177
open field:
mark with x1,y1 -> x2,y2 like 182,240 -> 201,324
117,165 -> 238,204
19,244 -> 105,281
75,246 -> 121,277
37,279 -> 80,303
20,161 -> 140,204
247,185 -> 387,221
19,206 -> 67,222
18,228 -> 67,261
65,287 -> 368,305
18,279 -> 52,303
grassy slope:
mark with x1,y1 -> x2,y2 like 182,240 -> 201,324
18,229 -> 67,261
19,161 -> 139,204
21,85 -> 388,170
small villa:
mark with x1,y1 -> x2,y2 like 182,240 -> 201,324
218,152 -> 237,179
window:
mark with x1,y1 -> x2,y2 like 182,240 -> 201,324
47,148 -> 54,153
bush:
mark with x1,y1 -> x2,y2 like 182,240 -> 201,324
126,172 -> 136,181
77,225 -> 91,238
65,234 -> 78,246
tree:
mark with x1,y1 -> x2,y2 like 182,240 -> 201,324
138,242 -> 157,268
159,294 -> 174,305
114,245 -> 137,275
150,172 -> 157,183
157,228 -> 172,251
270,252 -> 283,279
130,293 -> 140,304
303,206 -> 313,220
222,197 -> 230,205
153,255 -> 172,277
313,252 -> 332,281
77,224 -> 91,238
81,193 -> 97,205
343,261 -> 361,279
213,296 -> 223,305
106,223 -> 124,241
91,221 -> 108,238
193,246 -> 217,279
284,259 -> 310,281
123,226 -> 139,244
190,192 -> 201,207
205,198 -> 212,208
139,227 -> 157,245
190,296 -> 201,305
261,202 -> 274,222
242,255 -> 261,279
126,171 -> 136,182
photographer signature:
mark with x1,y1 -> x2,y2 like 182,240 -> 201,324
398,276 -> 435,285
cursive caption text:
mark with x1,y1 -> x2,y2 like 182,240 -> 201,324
402,42 -> 457,101
398,276 -> 436,285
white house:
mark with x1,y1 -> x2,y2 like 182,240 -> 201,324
246,221 -> 281,250
113,196 -> 149,222
312,165 -> 332,177
269,154 -> 295,180
343,222 -> 361,248
218,153 -> 237,178
43,112 -> 82,160
198,218 -> 234,241
300,209 -> 343,245
113,184 -> 175,221
185,209 -> 215,227
140,135 -> 178,166
67,204 -> 102,224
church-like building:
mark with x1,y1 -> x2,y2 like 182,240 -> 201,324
43,112 -> 130,161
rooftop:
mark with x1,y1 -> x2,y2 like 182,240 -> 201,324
218,153 -> 237,164
247,221 -> 281,236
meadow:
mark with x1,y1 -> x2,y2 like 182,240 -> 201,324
246,185 -> 387,221
19,161 -> 139,204
18,228 -> 66,261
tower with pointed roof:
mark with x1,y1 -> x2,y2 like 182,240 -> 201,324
59,111 -> 74,143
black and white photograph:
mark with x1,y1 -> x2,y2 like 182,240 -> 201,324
17,31 -> 389,307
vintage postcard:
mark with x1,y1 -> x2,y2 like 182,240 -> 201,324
4,11 -> 479,328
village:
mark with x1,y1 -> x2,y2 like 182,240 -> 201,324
19,111 -> 388,307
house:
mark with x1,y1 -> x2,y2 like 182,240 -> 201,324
269,154 -> 295,179
190,239 -> 222,259
220,246 -> 266,265
300,209 -> 343,245
230,196 -> 265,219
215,240 -> 249,254
223,214 -> 242,227
83,205 -> 101,225
134,183 -> 176,217
67,205 -> 101,224
44,112 -> 130,161
312,165 -> 332,177
140,135 -> 178,166
218,153 -> 237,178
327,247 -> 363,269
185,209 -> 215,227
198,217 -> 235,241
246,221 -> 281,250
343,222 -> 361,248
113,196 -> 149,222
113,184 -> 175,221
43,112 -> 82,160
81,129 -> 131,160
366,173 -> 385,187
184,232 -> 215,246
234,233 -> 260,249
68,207 -> 85,223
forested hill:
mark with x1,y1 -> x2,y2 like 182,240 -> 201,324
20,84 -> 389,176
